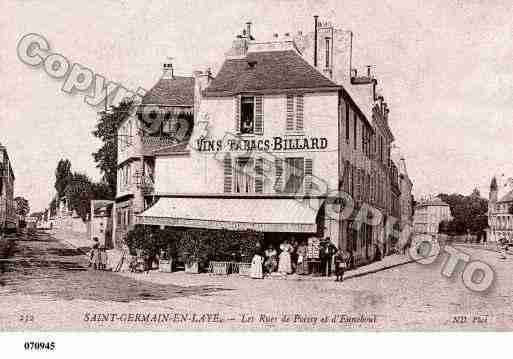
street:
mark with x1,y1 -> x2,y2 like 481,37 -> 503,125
1,230 -> 512,330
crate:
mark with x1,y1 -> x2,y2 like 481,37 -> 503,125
159,259 -> 173,273
236,262 -> 252,276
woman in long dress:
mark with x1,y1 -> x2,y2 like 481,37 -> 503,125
296,241 -> 308,275
278,242 -> 292,274
250,253 -> 264,279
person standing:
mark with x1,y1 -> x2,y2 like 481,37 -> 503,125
264,245 -> 278,274
296,240 -> 308,275
90,237 -> 100,270
278,241 -> 292,274
250,252 -> 264,279
334,248 -> 349,282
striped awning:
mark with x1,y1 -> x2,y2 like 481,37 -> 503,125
136,197 -> 322,233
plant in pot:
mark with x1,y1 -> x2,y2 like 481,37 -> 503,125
208,229 -> 236,275
235,230 -> 262,276
158,227 -> 180,272
178,229 -> 208,274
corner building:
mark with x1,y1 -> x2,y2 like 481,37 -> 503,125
138,25 -> 402,266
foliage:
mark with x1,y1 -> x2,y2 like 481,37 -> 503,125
437,190 -> 488,235
124,225 -> 263,266
92,100 -> 134,198
14,196 -> 30,217
64,172 -> 115,221
55,159 -> 72,199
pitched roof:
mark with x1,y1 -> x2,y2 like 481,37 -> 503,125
141,76 -> 194,106
498,190 -> 513,203
204,50 -> 340,96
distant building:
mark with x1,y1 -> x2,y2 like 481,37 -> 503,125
0,142 -> 16,234
90,200 -> 114,247
487,176 -> 513,242
413,197 -> 452,234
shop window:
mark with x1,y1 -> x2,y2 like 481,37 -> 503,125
234,157 -> 254,193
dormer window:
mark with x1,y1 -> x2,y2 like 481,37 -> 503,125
240,96 -> 255,134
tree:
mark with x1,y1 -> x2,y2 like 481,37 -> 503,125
437,189 -> 488,235
55,159 -> 72,199
92,100 -> 133,198
14,196 -> 30,218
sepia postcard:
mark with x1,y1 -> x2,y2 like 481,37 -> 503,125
1,0 -> 512,341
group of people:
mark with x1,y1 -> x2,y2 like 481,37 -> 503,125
89,237 -> 108,270
250,239 -> 353,282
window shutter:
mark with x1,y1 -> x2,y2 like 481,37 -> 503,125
255,95 -> 264,135
304,158 -> 313,192
234,96 -> 240,133
274,158 -> 283,192
296,94 -> 304,131
223,154 -> 232,193
255,157 -> 263,193
286,94 -> 294,131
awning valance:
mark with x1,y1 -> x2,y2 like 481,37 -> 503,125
136,197 -> 322,233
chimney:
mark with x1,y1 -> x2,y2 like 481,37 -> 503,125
366,65 -> 372,78
246,22 -> 254,40
162,58 -> 174,79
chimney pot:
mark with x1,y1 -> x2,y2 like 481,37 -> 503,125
246,22 -> 252,37
367,65 -> 372,78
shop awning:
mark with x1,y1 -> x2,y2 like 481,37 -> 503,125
136,197 -> 322,233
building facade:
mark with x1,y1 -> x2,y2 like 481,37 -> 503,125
487,176 -> 513,242
113,62 -> 195,248
0,143 -> 16,234
413,197 -> 452,234
136,21 -> 408,267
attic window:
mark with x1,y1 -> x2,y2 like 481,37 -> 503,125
247,60 -> 257,69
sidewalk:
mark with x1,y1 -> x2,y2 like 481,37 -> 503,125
49,228 -> 95,255
118,253 -> 416,287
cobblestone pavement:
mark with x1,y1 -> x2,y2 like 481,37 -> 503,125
1,231 -> 512,331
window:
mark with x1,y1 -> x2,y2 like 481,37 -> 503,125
234,157 -> 254,193
240,96 -> 255,134
286,94 -> 304,132
284,158 -> 305,194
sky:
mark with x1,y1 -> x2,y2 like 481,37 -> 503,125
1,0 -> 513,212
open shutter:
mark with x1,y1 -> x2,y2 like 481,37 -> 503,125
296,94 -> 304,131
255,95 -> 264,135
255,157 -> 263,193
286,94 -> 294,131
274,158 -> 283,192
223,154 -> 232,193
304,158 -> 313,193
234,96 -> 240,133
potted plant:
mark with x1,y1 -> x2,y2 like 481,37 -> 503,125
178,229 -> 208,274
207,229 -> 233,275
158,227 -> 179,272
235,230 -> 262,276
